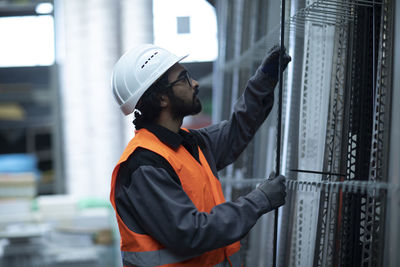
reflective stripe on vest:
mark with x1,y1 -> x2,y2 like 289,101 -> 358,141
122,249 -> 241,267
111,128 -> 241,266
122,249 -> 200,267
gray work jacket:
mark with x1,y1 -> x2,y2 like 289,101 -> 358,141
115,66 -> 277,258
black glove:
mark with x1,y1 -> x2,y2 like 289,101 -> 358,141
261,45 -> 291,83
257,172 -> 286,210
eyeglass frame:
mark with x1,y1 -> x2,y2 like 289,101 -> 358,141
165,70 -> 193,88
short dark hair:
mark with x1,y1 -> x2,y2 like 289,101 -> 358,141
133,71 -> 172,129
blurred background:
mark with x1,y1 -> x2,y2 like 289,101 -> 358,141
0,0 -> 399,266
0,0 -> 216,266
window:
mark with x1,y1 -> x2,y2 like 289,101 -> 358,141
153,0 -> 217,62
177,16 -> 190,34
0,15 -> 55,67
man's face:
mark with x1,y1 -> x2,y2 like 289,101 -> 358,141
167,64 -> 202,119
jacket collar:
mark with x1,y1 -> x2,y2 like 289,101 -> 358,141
144,124 -> 186,150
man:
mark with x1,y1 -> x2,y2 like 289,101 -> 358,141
110,44 -> 291,267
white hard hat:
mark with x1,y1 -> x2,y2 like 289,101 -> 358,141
112,44 -> 188,115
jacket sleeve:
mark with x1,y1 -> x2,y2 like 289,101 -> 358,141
193,68 -> 277,171
121,165 -> 271,257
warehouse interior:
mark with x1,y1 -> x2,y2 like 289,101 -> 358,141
0,0 -> 399,266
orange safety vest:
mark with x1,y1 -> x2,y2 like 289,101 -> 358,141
110,128 -> 241,267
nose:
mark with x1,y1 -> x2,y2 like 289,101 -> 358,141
191,78 -> 199,88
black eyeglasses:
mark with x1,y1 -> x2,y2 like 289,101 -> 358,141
166,71 -> 193,88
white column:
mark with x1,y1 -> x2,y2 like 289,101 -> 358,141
58,0 -> 122,197
58,0 -> 154,197
120,0 -> 154,144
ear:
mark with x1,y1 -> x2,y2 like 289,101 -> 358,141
159,94 -> 169,108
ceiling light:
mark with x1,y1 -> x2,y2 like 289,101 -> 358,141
35,2 -> 53,14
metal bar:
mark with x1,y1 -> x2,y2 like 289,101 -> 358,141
290,169 -> 346,177
219,177 -> 395,194
289,17 -> 342,28
303,8 -> 354,18
274,0 -> 286,266
293,10 -> 352,21
324,0 -> 380,7
306,1 -> 356,14
303,7 -> 355,18
291,14 -> 349,23
289,18 -> 344,27
372,0 -> 376,130
289,11 -> 351,24
299,2 -> 354,14
290,15 -> 345,25
322,0 -> 372,8
385,1 -> 400,266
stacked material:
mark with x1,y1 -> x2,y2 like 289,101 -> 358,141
0,154 -> 38,198
0,154 -> 38,223
0,172 -> 36,198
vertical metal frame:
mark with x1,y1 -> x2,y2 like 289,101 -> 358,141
313,14 -> 349,266
289,0 -> 337,265
362,0 -> 393,265
212,0 -> 229,124
384,0 -> 400,265
212,1 -> 396,266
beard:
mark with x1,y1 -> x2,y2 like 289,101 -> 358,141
169,88 -> 202,119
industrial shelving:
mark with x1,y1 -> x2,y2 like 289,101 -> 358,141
0,65 -> 64,195
212,0 -> 397,266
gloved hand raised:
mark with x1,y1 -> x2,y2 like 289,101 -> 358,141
257,172 -> 286,211
261,45 -> 291,84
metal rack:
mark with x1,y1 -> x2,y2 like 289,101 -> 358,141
221,177 -> 398,196
213,0 -> 396,266
211,0 -> 384,76
288,0 -> 381,28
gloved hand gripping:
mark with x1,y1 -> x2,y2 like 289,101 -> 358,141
257,172 -> 287,210
261,45 -> 291,83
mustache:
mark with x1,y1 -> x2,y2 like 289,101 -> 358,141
194,87 -> 199,96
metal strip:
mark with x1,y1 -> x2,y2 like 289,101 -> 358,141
274,0 -> 286,266
219,177 -> 396,195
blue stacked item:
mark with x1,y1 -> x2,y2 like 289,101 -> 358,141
0,154 -> 40,179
